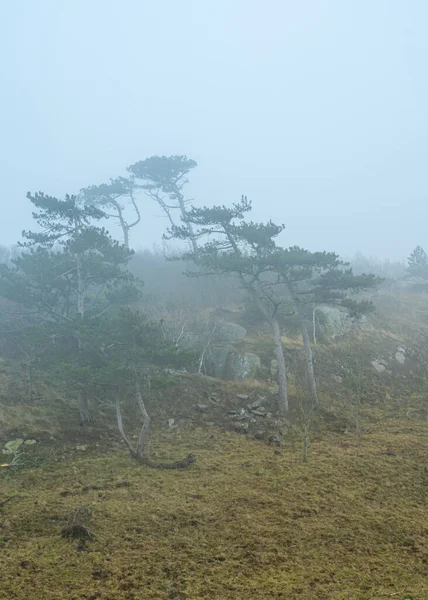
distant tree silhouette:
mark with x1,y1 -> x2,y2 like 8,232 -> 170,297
407,245 -> 428,277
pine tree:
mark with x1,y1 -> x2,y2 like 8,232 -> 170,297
128,155 -> 198,252
268,247 -> 381,407
80,177 -> 140,249
407,245 -> 428,277
0,192 -> 140,423
168,196 -> 291,413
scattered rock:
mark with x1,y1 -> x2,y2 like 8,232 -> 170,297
395,347 -> 406,364
315,305 -> 351,339
268,434 -> 282,445
371,359 -> 387,373
254,430 -> 266,440
230,408 -> 251,421
2,439 -> 24,455
251,399 -> 261,409
236,394 -> 249,401
195,404 -> 209,412
251,410 -> 267,417
167,418 -> 175,429
75,445 -> 88,452
332,375 -> 343,383
234,422 -> 249,434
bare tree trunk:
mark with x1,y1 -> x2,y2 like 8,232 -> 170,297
198,322 -> 218,374
115,203 -> 130,249
312,305 -> 317,345
247,282 -> 288,414
74,215 -> 90,423
133,366 -> 151,458
115,373 -> 195,469
297,307 -> 318,408
116,395 -> 137,458
288,284 -> 318,409
123,226 -> 129,250
177,194 -> 198,253
271,317 -> 288,413
76,256 -> 85,316
118,216 -> 129,250
78,390 -> 93,425
74,216 -> 85,317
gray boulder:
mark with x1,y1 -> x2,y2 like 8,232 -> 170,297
371,358 -> 388,373
204,344 -> 233,378
203,347 -> 261,380
2,438 -> 24,455
216,322 -> 247,342
315,306 -> 350,339
225,352 -> 261,380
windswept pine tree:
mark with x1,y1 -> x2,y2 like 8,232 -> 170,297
0,192 -> 140,423
407,245 -> 428,277
267,247 -> 382,407
168,196 -> 381,412
168,196 -> 291,413
127,155 -> 198,252
80,177 -> 140,249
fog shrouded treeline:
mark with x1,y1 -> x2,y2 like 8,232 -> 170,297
0,154 -> 425,461
0,244 -> 413,299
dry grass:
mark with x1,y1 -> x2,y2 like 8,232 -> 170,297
1,415 -> 427,600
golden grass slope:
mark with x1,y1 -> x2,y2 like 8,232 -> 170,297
1,415 -> 427,600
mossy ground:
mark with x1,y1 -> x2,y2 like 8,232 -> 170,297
1,410 -> 427,600
1,289 -> 428,599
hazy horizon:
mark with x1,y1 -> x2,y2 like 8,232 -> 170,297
2,1 -> 428,261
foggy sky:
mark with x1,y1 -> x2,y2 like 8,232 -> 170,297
2,0 -> 428,261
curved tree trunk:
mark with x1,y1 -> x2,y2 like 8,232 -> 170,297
177,194 -> 198,253
116,370 -> 195,468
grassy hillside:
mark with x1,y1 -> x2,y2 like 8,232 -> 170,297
1,288 -> 428,599
1,415 -> 427,599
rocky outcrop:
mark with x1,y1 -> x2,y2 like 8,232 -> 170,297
224,352 -> 260,380
371,346 -> 409,373
204,345 -> 234,379
315,306 -> 351,340
216,322 -> 247,342
2,438 -> 36,455
315,305 -> 372,341
202,322 -> 261,380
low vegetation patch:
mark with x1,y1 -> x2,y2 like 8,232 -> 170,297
1,413 -> 427,599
